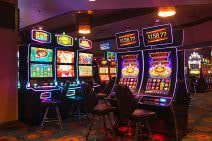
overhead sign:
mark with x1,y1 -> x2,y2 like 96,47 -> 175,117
116,30 -> 140,49
100,41 -> 112,50
31,29 -> 51,43
79,38 -> 92,49
56,33 -> 73,46
142,24 -> 173,47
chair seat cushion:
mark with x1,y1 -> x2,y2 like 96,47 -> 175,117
131,109 -> 156,121
41,99 -> 61,106
96,93 -> 107,99
93,104 -> 116,115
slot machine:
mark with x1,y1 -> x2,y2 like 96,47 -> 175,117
78,38 -> 100,90
98,59 -> 110,84
55,33 -> 79,97
106,51 -> 117,79
137,24 -> 190,140
19,29 -> 59,125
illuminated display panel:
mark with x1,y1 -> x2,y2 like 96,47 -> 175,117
79,39 -> 92,49
142,24 -> 173,47
99,67 -> 109,74
188,52 -> 201,76
79,53 -> 93,65
119,54 -> 139,89
145,51 -> 172,94
107,52 -> 117,61
31,64 -> 53,78
57,50 -> 74,63
57,34 -> 73,46
110,67 -> 117,74
79,66 -> 93,77
30,47 -> 53,62
116,30 -> 140,49
100,75 -> 110,81
57,65 -> 75,77
31,29 -> 51,43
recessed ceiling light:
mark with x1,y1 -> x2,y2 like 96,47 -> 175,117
158,6 -> 176,17
89,0 -> 96,1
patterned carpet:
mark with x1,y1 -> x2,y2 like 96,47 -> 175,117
0,91 -> 211,141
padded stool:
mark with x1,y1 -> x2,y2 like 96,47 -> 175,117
96,92 -> 107,104
126,109 -> 156,141
40,99 -> 62,130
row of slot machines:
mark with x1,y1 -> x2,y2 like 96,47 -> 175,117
112,24 -> 190,140
18,29 -> 98,124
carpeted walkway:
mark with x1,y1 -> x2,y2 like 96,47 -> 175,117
0,91 -> 211,141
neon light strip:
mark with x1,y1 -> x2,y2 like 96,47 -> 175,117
142,23 -> 173,47
115,29 -> 140,50
183,50 -> 189,94
138,50 -> 144,94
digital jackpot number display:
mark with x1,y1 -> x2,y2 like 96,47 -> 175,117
116,30 -> 140,49
145,51 -> 172,94
142,24 -> 173,47
119,54 -> 139,89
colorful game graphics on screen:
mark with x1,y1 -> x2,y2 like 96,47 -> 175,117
30,47 -> 53,62
56,33 -> 73,46
188,52 -> 201,76
57,65 -> 75,77
145,51 -> 172,94
116,30 -> 140,49
119,54 -> 139,89
31,64 -> 53,78
110,67 -> 117,74
79,53 -> 93,64
142,24 -> 173,47
100,41 -> 112,50
79,66 -> 93,77
99,67 -> 109,74
107,52 -> 117,61
100,75 -> 110,81
31,29 -> 51,43
57,50 -> 74,63
79,38 -> 92,49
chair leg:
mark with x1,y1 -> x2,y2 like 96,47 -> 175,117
124,120 -> 131,139
107,114 -> 116,137
86,114 -> 95,140
95,116 -> 102,141
135,122 -> 138,141
56,106 -> 63,129
77,101 -> 81,124
145,121 -> 153,141
103,115 -> 108,136
40,107 -> 49,130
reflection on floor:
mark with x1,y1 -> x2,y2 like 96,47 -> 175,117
0,91 -> 212,141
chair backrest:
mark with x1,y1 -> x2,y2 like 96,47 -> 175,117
104,77 -> 115,96
61,82 -> 70,99
80,83 -> 98,113
114,84 -> 137,117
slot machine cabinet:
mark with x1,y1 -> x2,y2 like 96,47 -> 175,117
19,29 -> 60,125
98,59 -> 110,85
138,48 -> 190,140
115,51 -> 143,94
109,60 -> 117,79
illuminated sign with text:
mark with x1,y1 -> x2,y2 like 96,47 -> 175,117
116,30 -> 140,49
142,24 -> 173,47
79,38 -> 92,49
56,34 -> 73,46
31,29 -> 51,43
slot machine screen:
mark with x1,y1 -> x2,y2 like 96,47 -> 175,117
145,51 -> 172,94
79,53 -> 93,65
110,67 -> 117,73
106,52 -> 117,61
57,50 -> 74,63
57,65 -> 75,77
31,64 -> 53,78
79,66 -> 93,77
100,75 -> 110,81
99,67 -> 109,74
119,54 -> 139,89
30,47 -> 53,62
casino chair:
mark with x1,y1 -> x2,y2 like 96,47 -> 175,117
40,82 -> 70,130
80,83 -> 116,140
114,84 -> 156,141
96,77 -> 116,103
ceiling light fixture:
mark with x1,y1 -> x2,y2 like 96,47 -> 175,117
77,12 -> 92,35
158,6 -> 176,17
89,0 -> 96,1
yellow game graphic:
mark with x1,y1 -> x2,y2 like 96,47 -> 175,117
149,63 -> 171,78
122,65 -> 139,78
